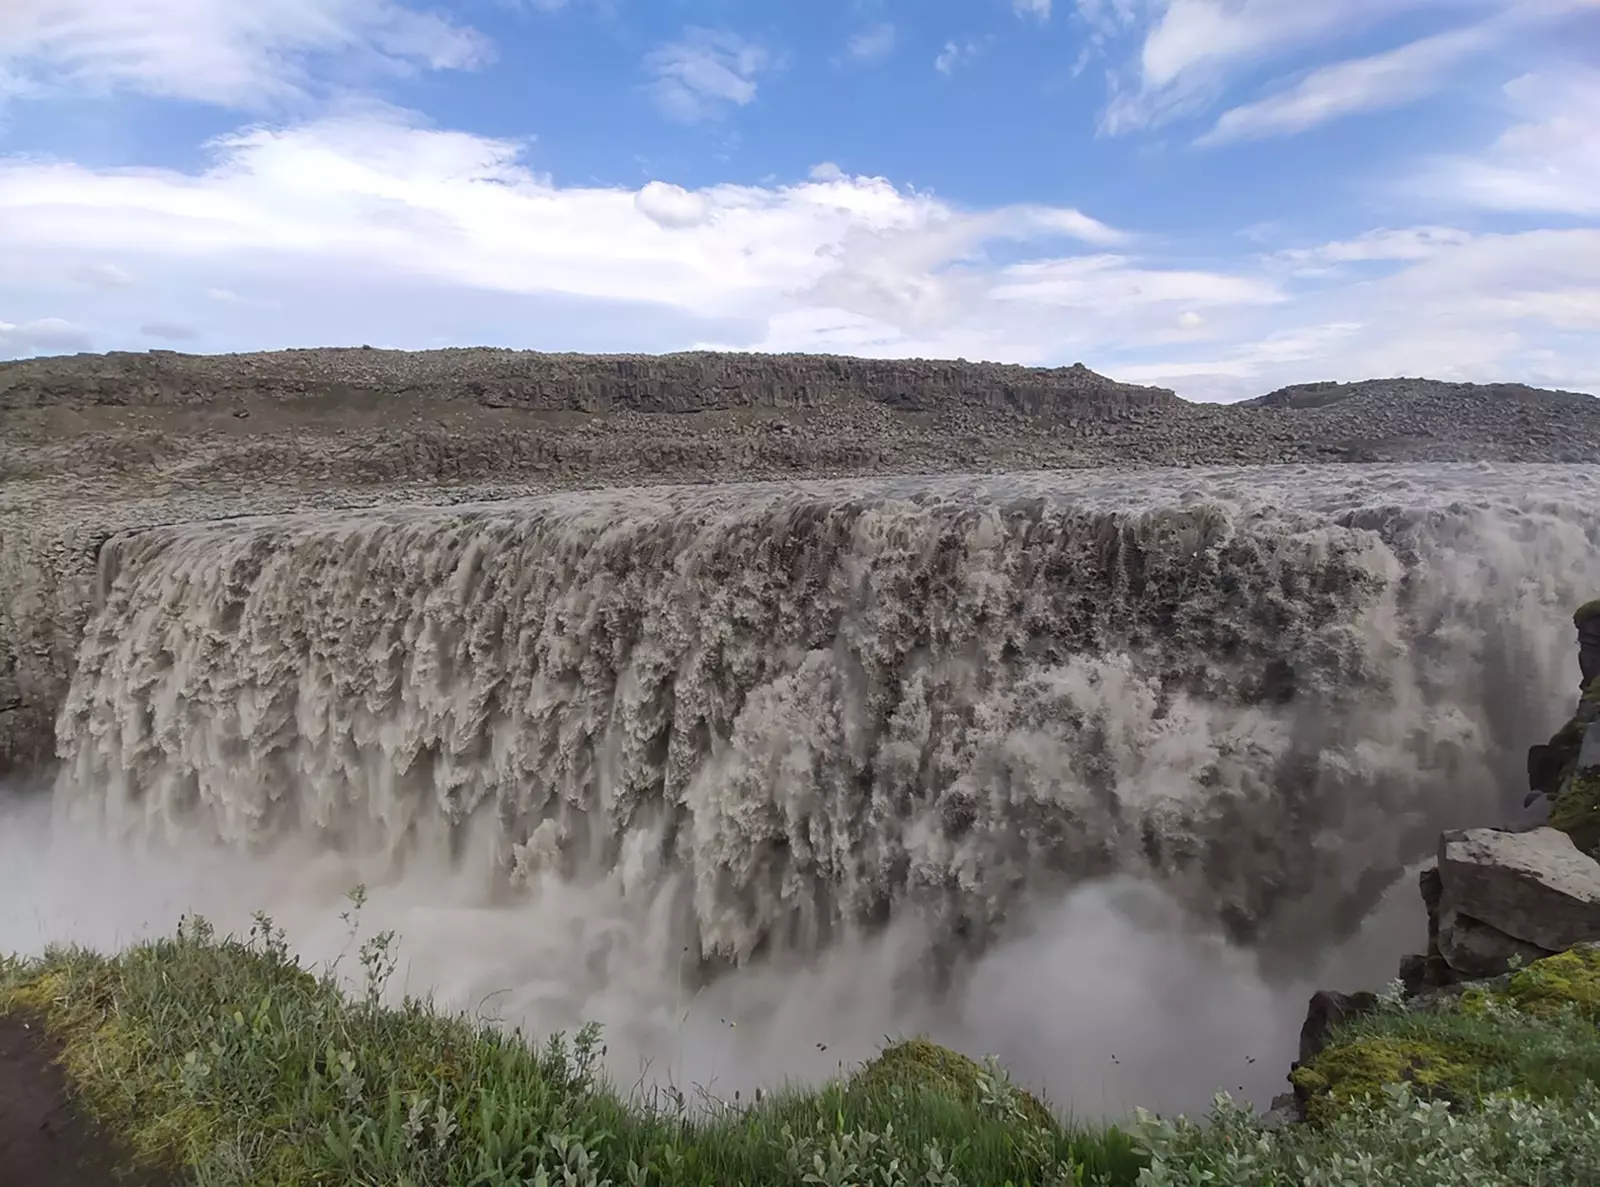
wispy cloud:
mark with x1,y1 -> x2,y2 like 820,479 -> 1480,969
1414,68 -> 1600,216
1196,25 -> 1489,146
1014,0 -> 1053,20
644,28 -> 771,123
1095,0 -> 1597,136
844,22 -> 895,63
140,320 -> 198,341
1271,227 -> 1476,274
0,316 -> 90,354
0,0 -> 491,110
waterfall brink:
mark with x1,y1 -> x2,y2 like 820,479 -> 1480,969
54,466 -> 1600,976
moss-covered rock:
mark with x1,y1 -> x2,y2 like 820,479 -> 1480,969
1550,768 -> 1600,859
1503,944 -> 1600,1018
848,1039 -> 1056,1130
1290,1034 -> 1479,1125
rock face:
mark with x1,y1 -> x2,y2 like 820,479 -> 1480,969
1435,827 -> 1600,956
1578,600 -> 1600,689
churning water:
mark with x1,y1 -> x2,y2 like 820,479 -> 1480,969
5,463 -> 1599,1117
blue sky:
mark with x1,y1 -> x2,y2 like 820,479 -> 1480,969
0,0 -> 1596,400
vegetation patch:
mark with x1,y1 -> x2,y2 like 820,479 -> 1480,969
1290,1033 -> 1480,1125
1503,945 -> 1600,1018
11,902 -> 1600,1185
1290,947 -> 1600,1129
0,903 -> 1143,1187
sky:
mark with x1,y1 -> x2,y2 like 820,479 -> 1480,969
0,0 -> 1596,401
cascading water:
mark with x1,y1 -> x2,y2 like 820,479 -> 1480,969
25,463 -> 1600,1115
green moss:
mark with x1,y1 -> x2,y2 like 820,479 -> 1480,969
1505,946 -> 1600,1018
848,1039 -> 1056,1130
1551,769 -> 1600,859
1552,715 -> 1589,750
1574,599 -> 1600,628
1290,1035 -> 1480,1125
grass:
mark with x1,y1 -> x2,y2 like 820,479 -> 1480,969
9,896 -> 1600,1186
0,895 -> 1143,1187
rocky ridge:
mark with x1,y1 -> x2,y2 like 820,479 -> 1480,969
1280,604 -> 1600,1125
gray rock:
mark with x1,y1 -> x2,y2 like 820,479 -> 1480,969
1436,907 -> 1556,978
1263,1091 -> 1302,1129
1298,989 -> 1379,1066
1437,827 -> 1600,952
1579,719 -> 1600,772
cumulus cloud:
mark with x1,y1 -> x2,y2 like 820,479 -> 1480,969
0,0 -> 491,109
644,28 -> 771,123
0,106 -> 1593,400
634,180 -> 710,229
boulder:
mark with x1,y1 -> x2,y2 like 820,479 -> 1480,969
1297,990 -> 1378,1066
1435,907 -> 1556,978
1437,827 -> 1600,953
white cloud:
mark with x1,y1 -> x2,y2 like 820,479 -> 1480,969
988,255 -> 1282,310
75,262 -> 137,287
0,316 -> 90,353
634,181 -> 710,229
644,28 -> 770,124
1097,0 -> 1600,135
0,109 -> 1595,402
0,0 -> 490,109
1014,0 -> 1053,20
935,38 -> 985,76
845,23 -> 895,63
1121,229 -> 1600,395
1416,68 -> 1600,216
1271,227 -> 1476,273
1196,25 -> 1489,146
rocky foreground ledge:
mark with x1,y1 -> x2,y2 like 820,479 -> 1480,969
1278,601 -> 1600,1126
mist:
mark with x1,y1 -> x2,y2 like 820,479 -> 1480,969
1,782 -> 1425,1120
